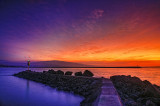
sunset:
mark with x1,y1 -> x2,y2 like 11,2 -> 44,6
0,0 -> 160,66
0,0 -> 160,106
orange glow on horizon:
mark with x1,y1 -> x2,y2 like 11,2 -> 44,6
2,0 -> 160,67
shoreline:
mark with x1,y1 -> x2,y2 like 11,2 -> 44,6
13,70 -> 160,106
13,70 -> 102,106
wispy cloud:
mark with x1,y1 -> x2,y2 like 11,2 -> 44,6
90,9 -> 104,19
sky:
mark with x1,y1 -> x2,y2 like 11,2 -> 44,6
0,0 -> 160,66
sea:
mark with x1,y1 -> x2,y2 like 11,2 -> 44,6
0,67 -> 160,106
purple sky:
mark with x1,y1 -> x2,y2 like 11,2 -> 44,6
0,0 -> 160,66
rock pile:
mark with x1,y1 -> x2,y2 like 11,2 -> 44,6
110,75 -> 160,106
65,71 -> 73,75
14,70 -> 102,106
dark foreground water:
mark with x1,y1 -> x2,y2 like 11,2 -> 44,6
0,67 -> 160,106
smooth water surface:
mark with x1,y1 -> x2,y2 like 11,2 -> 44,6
0,68 -> 83,106
0,67 -> 160,106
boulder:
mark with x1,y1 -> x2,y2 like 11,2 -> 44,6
65,71 -> 73,75
75,72 -> 83,76
83,70 -> 94,77
48,69 -> 56,74
43,71 -> 47,73
25,70 -> 31,72
56,70 -> 64,75
111,75 -> 160,106
143,84 -> 160,98
146,100 -> 155,106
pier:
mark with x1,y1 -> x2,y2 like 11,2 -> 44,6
95,78 -> 122,106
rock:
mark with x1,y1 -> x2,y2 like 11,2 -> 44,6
65,71 -> 73,75
130,94 -> 138,100
151,98 -> 160,105
13,70 -> 102,106
146,100 -> 156,106
143,82 -> 160,98
125,100 -> 137,106
48,69 -> 56,74
110,75 -> 160,106
43,71 -> 47,73
75,72 -> 83,76
153,84 -> 160,91
83,70 -> 94,77
25,70 -> 31,72
56,70 -> 64,75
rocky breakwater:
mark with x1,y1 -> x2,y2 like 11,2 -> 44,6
14,70 -> 102,106
110,75 -> 160,106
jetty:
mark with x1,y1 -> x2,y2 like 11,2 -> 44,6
95,78 -> 122,106
14,70 -> 124,106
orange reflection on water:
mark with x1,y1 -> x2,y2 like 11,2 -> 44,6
91,68 -> 160,86
45,68 -> 160,86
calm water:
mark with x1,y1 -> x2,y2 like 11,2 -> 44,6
0,68 -> 160,106
32,67 -> 160,85
27,67 -> 160,85
0,68 -> 83,106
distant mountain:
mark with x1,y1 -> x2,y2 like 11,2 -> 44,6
0,60 -> 93,68
30,60 -> 94,68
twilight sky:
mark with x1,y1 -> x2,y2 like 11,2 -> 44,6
0,0 -> 160,66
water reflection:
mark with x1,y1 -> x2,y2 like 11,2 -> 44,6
0,67 -> 160,85
0,67 -> 160,105
0,68 -> 84,106
26,80 -> 30,99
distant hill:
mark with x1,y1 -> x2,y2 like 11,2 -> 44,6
30,60 -> 94,68
2,60 -> 157,68
0,60 -> 93,68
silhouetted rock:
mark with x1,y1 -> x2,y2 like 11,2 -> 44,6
142,81 -> 160,98
153,84 -> 160,91
13,70 -> 102,106
65,71 -> 73,75
56,70 -> 64,75
110,75 -> 160,106
25,70 -> 31,72
83,70 -> 94,77
75,72 -> 83,76
48,69 -> 56,74
43,71 -> 47,73
146,100 -> 155,106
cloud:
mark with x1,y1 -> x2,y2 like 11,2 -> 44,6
91,9 -> 104,19
75,9 -> 104,33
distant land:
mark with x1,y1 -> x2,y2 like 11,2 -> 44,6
0,60 -> 143,68
0,60 -> 93,68
143,66 -> 160,68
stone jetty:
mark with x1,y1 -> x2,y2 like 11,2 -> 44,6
111,75 -> 160,106
94,78 -> 122,106
14,70 -> 159,106
13,70 -> 102,106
